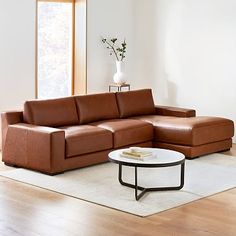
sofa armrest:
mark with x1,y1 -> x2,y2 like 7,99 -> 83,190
1,111 -> 23,150
155,105 -> 196,117
3,123 -> 65,174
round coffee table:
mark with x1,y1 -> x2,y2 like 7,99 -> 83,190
108,148 -> 185,200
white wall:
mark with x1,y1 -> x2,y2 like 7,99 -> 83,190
134,0 -> 236,141
1,0 -> 235,145
87,0 -> 136,93
0,0 -> 36,148
0,0 -> 36,110
0,0 -> 137,149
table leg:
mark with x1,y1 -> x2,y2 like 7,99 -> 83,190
119,164 -> 144,191
117,162 -> 185,201
134,166 -> 147,200
180,162 -> 185,189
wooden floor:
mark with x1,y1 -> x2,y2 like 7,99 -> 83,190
1,146 -> 236,236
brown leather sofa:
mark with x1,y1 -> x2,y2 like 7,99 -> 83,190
1,89 -> 234,174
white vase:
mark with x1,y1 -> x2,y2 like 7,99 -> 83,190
113,61 -> 127,85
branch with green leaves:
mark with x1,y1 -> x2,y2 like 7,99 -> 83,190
102,37 -> 127,61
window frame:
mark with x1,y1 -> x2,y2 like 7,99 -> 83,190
38,0 -> 74,2
35,0 -> 87,98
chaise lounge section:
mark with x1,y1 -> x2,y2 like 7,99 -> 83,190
1,89 -> 234,174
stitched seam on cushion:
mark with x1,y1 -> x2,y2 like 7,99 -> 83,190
73,97 -> 80,124
115,124 -> 153,134
156,139 -> 231,148
65,130 -> 111,139
26,103 -> 34,125
194,123 -> 233,129
110,93 -> 120,118
191,139 -> 232,147
155,122 -> 233,130
115,92 -> 122,118
103,123 -> 152,133
67,134 -> 111,144
67,148 -> 111,158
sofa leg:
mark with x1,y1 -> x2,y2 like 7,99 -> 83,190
4,162 -> 19,168
186,156 -> 199,160
47,171 -> 65,176
219,149 -> 231,152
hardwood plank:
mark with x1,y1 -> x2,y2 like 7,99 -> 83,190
0,145 -> 236,235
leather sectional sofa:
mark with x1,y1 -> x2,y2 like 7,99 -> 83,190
1,89 -> 234,174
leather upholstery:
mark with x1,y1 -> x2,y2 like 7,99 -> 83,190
1,89 -> 234,174
64,150 -> 111,171
116,89 -> 156,118
130,115 -> 177,124
60,125 -> 113,157
75,92 -> 119,124
64,141 -> 152,171
1,111 -> 23,151
155,105 -> 196,117
153,116 -> 234,146
24,97 -> 79,127
90,119 -> 154,148
154,139 -> 232,158
3,123 -> 65,174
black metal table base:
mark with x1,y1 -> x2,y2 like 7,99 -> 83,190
118,163 -> 185,201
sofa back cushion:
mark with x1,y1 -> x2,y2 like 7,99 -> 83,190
75,93 -> 120,124
116,89 -> 156,118
24,97 -> 79,127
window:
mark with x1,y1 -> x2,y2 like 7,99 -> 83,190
37,0 -> 74,99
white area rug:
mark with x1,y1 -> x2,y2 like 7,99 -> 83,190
1,153 -> 236,217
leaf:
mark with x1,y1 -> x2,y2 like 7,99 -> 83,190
111,38 -> 117,43
101,37 -> 127,60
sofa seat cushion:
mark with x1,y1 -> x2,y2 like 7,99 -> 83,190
143,116 -> 234,146
90,119 -> 153,148
60,125 -> 113,158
